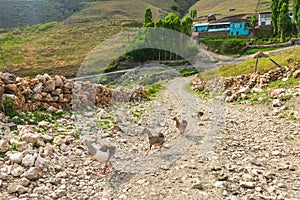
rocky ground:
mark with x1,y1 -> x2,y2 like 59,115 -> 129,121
0,76 -> 299,199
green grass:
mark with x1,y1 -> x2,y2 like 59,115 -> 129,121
145,83 -> 163,98
0,0 -> 180,78
199,46 -> 300,80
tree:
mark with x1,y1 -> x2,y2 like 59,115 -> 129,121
293,0 -> 300,23
278,2 -> 291,41
271,0 -> 280,36
190,10 -> 197,19
296,8 -> 300,35
144,8 -> 153,27
250,14 -> 256,30
182,16 -> 194,36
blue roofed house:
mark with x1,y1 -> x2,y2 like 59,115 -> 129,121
230,21 -> 249,36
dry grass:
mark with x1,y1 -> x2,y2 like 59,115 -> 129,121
188,0 -> 271,20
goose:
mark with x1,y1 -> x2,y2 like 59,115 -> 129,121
143,128 -> 165,157
172,116 -> 188,137
84,140 -> 116,176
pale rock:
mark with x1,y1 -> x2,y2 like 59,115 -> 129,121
271,150 -> 282,156
33,83 -> 43,93
192,181 -> 203,189
32,93 -> 43,101
272,99 -> 282,107
56,171 -> 68,178
136,179 -> 148,186
0,72 -> 16,84
22,153 -> 37,167
47,106 -> 57,113
9,152 -> 23,164
225,93 -> 238,102
0,172 -> 10,180
0,139 -> 10,153
293,69 -> 300,78
55,189 -> 67,198
33,186 -> 47,194
238,87 -> 250,94
11,164 -> 25,177
43,145 -> 54,157
7,183 -> 27,194
252,87 -> 264,93
214,181 -> 224,187
242,174 -> 254,182
18,177 -> 30,187
240,181 -> 255,188
43,80 -> 56,92
35,155 -> 50,169
22,167 -> 39,180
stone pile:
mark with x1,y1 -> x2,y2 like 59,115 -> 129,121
0,72 -> 148,113
192,62 -> 300,102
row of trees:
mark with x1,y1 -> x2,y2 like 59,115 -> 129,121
271,0 -> 300,40
125,8 -> 197,62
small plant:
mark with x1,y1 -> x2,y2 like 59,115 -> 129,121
145,84 -> 163,98
171,4 -> 178,11
180,67 -> 198,77
0,95 -> 18,117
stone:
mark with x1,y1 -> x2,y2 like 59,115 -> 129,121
11,164 -> 25,177
239,181 -> 255,188
43,80 -> 56,92
18,177 -> 30,187
55,189 -> 67,198
0,139 -> 10,153
0,72 -> 16,84
22,167 -> 39,180
272,99 -> 282,107
35,155 -> 50,169
9,152 -> 23,164
7,183 -> 27,194
192,181 -> 203,189
0,172 -> 10,180
225,93 -> 238,102
22,153 -> 37,167
252,87 -> 264,93
293,69 -> 300,78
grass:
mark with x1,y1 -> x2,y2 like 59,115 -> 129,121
144,83 -> 163,98
188,0 -> 271,21
199,46 -> 300,80
0,0 -> 180,78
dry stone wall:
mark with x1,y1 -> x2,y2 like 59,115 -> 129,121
192,62 -> 300,102
0,73 -> 147,113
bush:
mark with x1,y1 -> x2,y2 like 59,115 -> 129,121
171,4 -> 178,11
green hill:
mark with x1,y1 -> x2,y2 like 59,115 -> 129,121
0,0 -> 196,78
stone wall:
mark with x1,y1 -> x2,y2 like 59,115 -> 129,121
0,73 -> 147,113
192,62 -> 300,102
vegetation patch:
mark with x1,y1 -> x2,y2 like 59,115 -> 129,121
145,83 -> 163,98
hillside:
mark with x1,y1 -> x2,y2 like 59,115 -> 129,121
0,0 -> 197,78
189,0 -> 271,21
0,0 -> 86,29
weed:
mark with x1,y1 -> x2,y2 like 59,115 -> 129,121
0,95 -> 18,117
145,84 -> 163,98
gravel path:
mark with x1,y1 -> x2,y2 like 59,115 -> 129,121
1,76 -> 299,199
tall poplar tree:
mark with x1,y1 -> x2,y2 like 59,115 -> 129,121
271,0 -> 280,36
278,2 -> 291,41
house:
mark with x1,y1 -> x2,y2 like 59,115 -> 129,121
230,21 -> 250,36
194,21 -> 249,36
258,11 -> 293,26
258,12 -> 272,26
